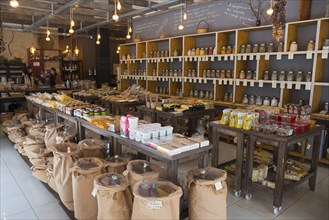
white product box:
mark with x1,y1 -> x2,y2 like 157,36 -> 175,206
188,136 -> 210,147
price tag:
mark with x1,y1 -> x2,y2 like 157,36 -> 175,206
265,53 -> 270,60
272,81 -> 277,88
198,79 -> 202,83
178,57 -> 181,62
211,56 -> 215,62
215,181 -> 223,191
295,82 -> 301,90
250,81 -> 255,87
322,50 -> 329,59
256,54 -> 260,60
179,78 -> 182,82
194,78 -> 197,83
288,53 -> 294,60
259,80 -> 264,87
243,54 -> 247,60
229,79 -> 233,85
237,55 -> 241,60
218,79 -> 222,85
243,80 -> 247,86
305,82 -> 311,90
91,188 -> 98,197
148,201 -> 162,209
204,79 -> 207,83
224,56 -> 228,61
277,53 -> 282,60
230,54 -> 234,60
287,82 -> 293,89
236,79 -> 240,86
189,57 -> 193,62
223,79 -> 227,85
206,56 -> 209,61
306,51 -> 313,59
249,54 -> 254,60
140,60 -> 142,63
280,81 -> 285,88
213,79 -> 216,85
184,78 -> 187,82
185,57 -> 188,61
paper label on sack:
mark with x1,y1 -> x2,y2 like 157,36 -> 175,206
215,181 -> 223,191
305,82 -> 311,90
277,53 -> 282,60
250,81 -> 255,87
280,81 -> 285,88
287,82 -> 293,89
322,50 -> 328,59
272,81 -> 277,88
91,188 -> 98,197
249,54 -> 254,60
288,53 -> 294,60
122,170 -> 129,177
295,82 -> 301,90
148,201 -> 162,209
265,53 -> 270,60
243,80 -> 247,86
259,80 -> 264,87
236,79 -> 240,86
306,51 -> 313,59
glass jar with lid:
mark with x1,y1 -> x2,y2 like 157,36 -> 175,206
209,91 -> 214,100
159,87 -> 163,94
205,48 -> 209,55
229,93 -> 233,102
176,89 -> 180,96
221,46 -> 226,54
162,70 -> 165,76
323,39 -> 329,50
199,90 -> 204,99
259,44 -> 266,53
192,48 -> 196,56
246,44 -> 252,53
196,48 -> 200,56
157,51 -> 161,57
207,70 -> 211,78
242,94 -> 249,104
239,70 -> 246,79
226,46 -> 232,54
240,45 -> 246,53
306,71 -> 312,82
160,51 -> 165,57
194,90 -> 199,97
209,47 -> 213,55
174,69 -> 178,77
252,44 -> 259,53
264,70 -> 270,80
178,69 -> 182,77
155,87 -> 159,93
224,93 -> 229,102
226,70 -> 232,78
221,70 -> 226,78
152,69 -> 156,76
189,90 -> 194,97
216,70 -> 221,78
253,71 -> 257,80
203,70 -> 207,77
211,70 -> 216,78
278,42 -> 284,52
187,49 -> 192,56
174,50 -> 178,56
287,71 -> 295,81
200,48 -> 205,55
296,71 -> 303,81
267,43 -> 274,52
246,70 -> 252,80
279,71 -> 286,81
256,96 -> 263,105
271,71 -> 278,80
169,69 -> 173,76
290,41 -> 298,52
263,97 -> 270,106
307,40 -> 315,51
192,69 -> 196,77
271,97 -> 278,107
249,95 -> 256,104
205,91 -> 209,99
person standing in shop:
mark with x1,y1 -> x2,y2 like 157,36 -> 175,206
49,68 -> 57,87
22,66 -> 36,88
55,70 -> 63,85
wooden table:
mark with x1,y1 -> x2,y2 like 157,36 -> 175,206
136,106 -> 157,122
244,126 -> 324,215
101,100 -> 144,115
73,94 -> 100,104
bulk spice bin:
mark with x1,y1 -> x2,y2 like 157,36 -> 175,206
51,143 -> 81,210
78,138 -> 105,158
187,167 -> 228,220
105,155 -> 131,174
94,173 -> 133,220
71,157 -> 103,220
131,180 -> 183,220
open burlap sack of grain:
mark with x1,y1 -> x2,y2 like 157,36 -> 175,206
52,142 -> 81,211
2,120 -> 16,134
94,173 -> 133,220
16,113 -> 29,123
187,167 -> 228,220
71,157 -> 104,220
44,123 -> 64,148
126,160 -> 160,193
105,155 -> 131,174
8,127 -> 26,144
78,139 -> 105,158
46,165 -> 57,193
131,180 -> 183,220
24,120 -> 46,136
56,127 -> 77,144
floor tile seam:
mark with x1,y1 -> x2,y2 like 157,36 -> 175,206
32,200 -> 60,210
6,207 -> 39,219
234,202 -> 273,220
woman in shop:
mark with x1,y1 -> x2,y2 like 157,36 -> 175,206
49,68 -> 57,86
22,66 -> 36,88
55,70 -> 63,85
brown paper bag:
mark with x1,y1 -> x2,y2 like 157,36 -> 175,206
94,173 -> 133,220
78,139 -> 105,158
52,143 -> 81,211
45,123 -> 64,148
105,155 -> 131,174
187,167 -> 227,220
131,180 -> 183,220
8,128 -> 26,143
71,157 -> 104,220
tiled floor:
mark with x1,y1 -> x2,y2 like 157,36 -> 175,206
1,130 -> 328,220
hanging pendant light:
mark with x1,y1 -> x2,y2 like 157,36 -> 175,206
183,0 -> 187,20
112,0 -> 119,21
126,20 -> 131,39
10,0 -> 19,8
74,46 -> 79,56
45,19 -> 50,41
128,17 -> 132,33
117,0 -> 122,10
117,46 -> 120,53
69,7 -> 74,34
96,26 -> 101,44
30,43 -> 36,54
178,4 -> 184,30
267,0 -> 274,16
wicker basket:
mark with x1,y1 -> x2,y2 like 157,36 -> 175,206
0,112 -> 14,123
134,33 -> 142,43
196,21 -> 209,34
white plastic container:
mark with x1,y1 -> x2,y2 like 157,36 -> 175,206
159,128 -> 166,137
141,131 -> 152,144
151,130 -> 160,139
128,117 -> 139,129
164,126 -> 174,135
128,128 -> 136,140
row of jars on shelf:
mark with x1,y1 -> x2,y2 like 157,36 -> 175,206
155,87 -> 169,94
189,90 -> 214,99
263,70 -> 312,82
223,93 -> 234,102
289,40 -> 315,52
240,43 -> 281,53
187,47 -> 216,56
130,69 -> 146,75
159,69 -> 183,77
238,70 -> 257,80
242,94 -> 279,107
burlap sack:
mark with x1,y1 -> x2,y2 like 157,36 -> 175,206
32,165 -> 48,183
29,127 -> 46,137
187,167 -> 228,220
30,156 -> 53,167
126,160 -> 160,193
2,120 -> 14,134
14,140 -> 27,156
131,180 -> 183,220
71,157 -> 104,220
16,113 -> 29,123
94,173 -> 133,220
46,165 -> 58,193
105,155 -> 131,174
56,130 -> 76,144
24,120 -> 46,136
78,139 -> 105,158
45,123 -> 64,148
52,143 -> 81,211
8,128 -> 26,144
25,144 -> 47,159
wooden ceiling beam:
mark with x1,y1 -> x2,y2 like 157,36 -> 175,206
299,0 -> 312,20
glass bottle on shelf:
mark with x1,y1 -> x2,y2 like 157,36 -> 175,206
263,97 -> 270,106
253,71 -> 257,80
174,50 -> 178,56
224,93 -> 229,102
226,46 -> 232,54
306,71 -> 312,82
246,70 -> 252,80
209,47 -> 214,55
199,90 -> 204,99
221,46 -> 226,54
157,51 -> 161,57
287,71 -> 294,81
271,97 -> 278,107
249,95 -> 255,105
226,70 -> 231,78
259,44 -> 266,53
187,49 -> 192,56
194,90 -> 199,98
207,70 -> 211,78
152,69 -> 156,76
165,50 -> 169,57
246,45 -> 252,53
221,70 -> 226,78
176,89 -> 180,96
240,45 -> 246,53
323,39 -> 329,50
169,70 -> 173,76
229,93 -> 233,102
211,70 -> 216,78
271,71 -> 278,80
205,48 -> 209,55
278,42 -> 284,52
205,91 -> 209,99
252,44 -> 259,53
196,48 -> 200,56
200,48 -> 205,55
267,43 -> 274,52
192,70 -> 196,77
256,96 -> 263,105
242,94 -> 249,104
264,70 -> 270,80
189,90 -> 194,97
289,41 -> 298,52
188,70 -> 192,77
279,71 -> 286,81
209,91 -> 214,99
178,70 -> 182,77
307,40 -> 315,51
159,87 -> 163,94
203,70 -> 207,77
296,71 -> 303,82
239,70 -> 246,79
155,87 -> 159,93
216,70 -> 220,78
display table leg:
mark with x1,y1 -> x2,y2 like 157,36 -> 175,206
309,134 -> 321,191
235,133 -> 244,196
244,135 -> 255,197
211,127 -> 219,167
167,160 -> 179,184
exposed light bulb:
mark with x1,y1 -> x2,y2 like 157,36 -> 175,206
30,44 -> 36,54
97,34 -> 101,39
183,11 -> 187,20
74,47 -> 79,55
10,0 -> 19,8
267,6 -> 273,16
46,36 -> 50,41
47,30 -> 50,35
96,40 -> 100,45
126,34 -> 131,39
69,27 -> 74,34
117,0 -> 122,10
118,46 -> 120,50
178,23 -> 184,30
112,13 -> 119,21
116,50 -> 119,53
71,20 -> 75,27
129,26 -> 132,33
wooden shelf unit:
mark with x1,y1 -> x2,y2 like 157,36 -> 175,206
119,17 -> 329,115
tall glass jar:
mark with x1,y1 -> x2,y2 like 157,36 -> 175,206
279,71 -> 286,81
278,42 -> 284,52
239,70 -> 246,79
307,40 -> 315,51
246,44 -> 252,53
221,46 -> 226,54
256,96 -> 263,105
199,90 -> 204,99
209,47 -> 213,55
216,70 -> 221,78
211,70 -> 216,78
200,48 -> 205,55
192,48 -> 196,56
306,71 -> 312,82
267,43 -> 274,52
246,70 -> 252,80
203,70 -> 207,77
263,97 -> 270,106
229,93 -> 233,102
221,70 -> 226,78
207,70 -> 211,78
252,44 -> 259,53
224,93 -> 229,102
205,91 -> 209,99
226,46 -> 232,54
196,48 -> 200,56
209,91 -> 214,100
264,70 -> 270,80
189,90 -> 194,97
287,71 -> 295,81
242,94 -> 249,104
290,41 -> 298,52
271,97 -> 278,107
259,44 -> 266,53
174,50 -> 178,56
194,90 -> 199,98
253,71 -> 257,80
296,71 -> 303,82
226,70 -> 232,78
271,71 -> 278,80
192,70 -> 196,77
240,45 -> 246,53
249,95 -> 255,105
187,49 -> 192,56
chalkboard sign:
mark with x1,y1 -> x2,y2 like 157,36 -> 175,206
133,0 -> 299,40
